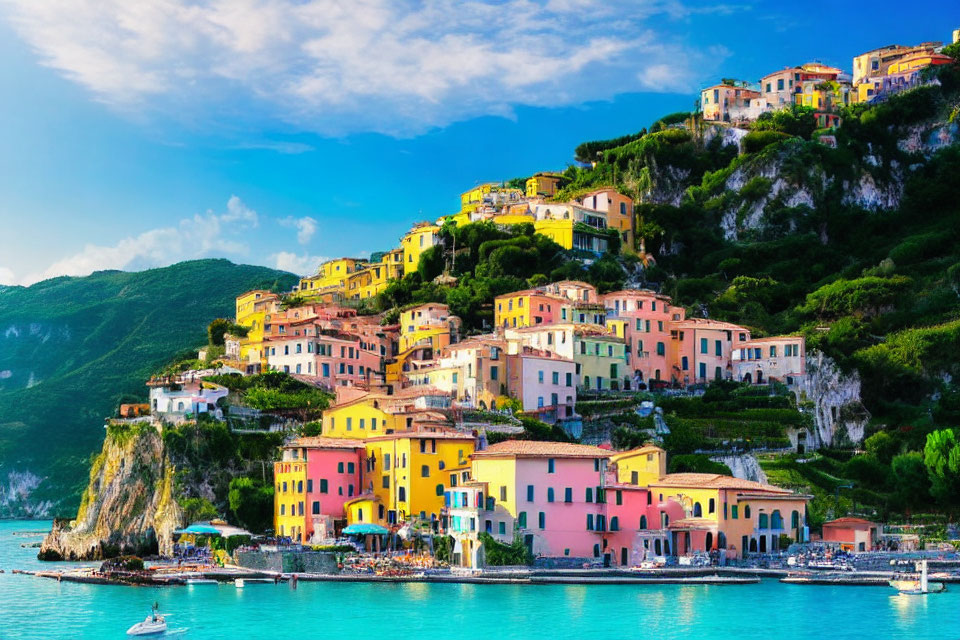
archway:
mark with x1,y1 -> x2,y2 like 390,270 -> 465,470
743,372 -> 752,384
705,532 -> 714,551
749,538 -> 758,553
756,370 -> 764,384
759,535 -> 767,553
693,502 -> 703,517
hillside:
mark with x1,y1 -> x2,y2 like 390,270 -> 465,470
0,259 -> 297,517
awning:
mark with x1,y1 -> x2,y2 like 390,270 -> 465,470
342,524 -> 389,535
174,524 -> 222,536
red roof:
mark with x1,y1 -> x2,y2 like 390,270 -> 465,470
824,517 -> 877,528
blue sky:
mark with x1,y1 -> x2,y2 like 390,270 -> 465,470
0,0 -> 957,285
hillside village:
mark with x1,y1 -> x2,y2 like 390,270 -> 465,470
47,30 -> 960,570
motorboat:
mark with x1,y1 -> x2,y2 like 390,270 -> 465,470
890,560 -> 946,595
127,604 -> 167,636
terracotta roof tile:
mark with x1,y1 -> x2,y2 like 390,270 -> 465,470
650,473 -> 792,493
472,440 -> 611,459
286,437 -> 366,450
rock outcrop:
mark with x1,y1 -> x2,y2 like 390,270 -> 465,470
711,454 -> 768,484
798,351 -> 870,448
39,422 -> 183,561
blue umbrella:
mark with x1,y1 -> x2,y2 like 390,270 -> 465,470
342,524 -> 389,535
174,524 -> 222,535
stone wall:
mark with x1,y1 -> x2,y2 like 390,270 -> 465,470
235,549 -> 339,574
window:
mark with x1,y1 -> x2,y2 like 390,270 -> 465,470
498,522 -> 506,535
610,516 -> 619,531
700,337 -> 708,354
616,490 -> 623,506
547,488 -> 555,502
337,462 -> 344,473
586,514 -> 594,530
319,479 -> 328,493
382,476 -> 390,489
538,512 -> 546,529
538,370 -> 544,383
436,484 -> 444,496
709,498 -> 715,514
490,366 -> 499,381
306,479 -> 313,493
548,458 -> 555,473
526,485 -> 534,502
551,371 -> 559,385
312,501 -> 320,515
421,465 -> 430,478
566,372 -> 573,386
715,340 -> 722,356
656,342 -> 665,356
731,505 -> 739,519
345,418 -> 352,431
500,486 -> 507,501
770,345 -> 777,357
585,487 -> 593,503
744,505 -> 751,518
564,488 -> 572,503
398,487 -> 406,502
699,363 -> 706,379
640,515 -> 647,529
518,512 -> 527,528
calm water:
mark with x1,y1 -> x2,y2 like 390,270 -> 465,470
0,520 -> 955,639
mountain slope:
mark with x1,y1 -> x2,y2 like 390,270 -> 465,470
0,259 -> 296,516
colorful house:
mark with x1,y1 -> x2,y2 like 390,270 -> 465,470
647,473 -> 809,557
700,84 -> 761,122
273,437 -> 366,543
732,336 -> 806,386
264,323 -> 383,388
408,337 -> 509,410
525,172 -> 564,198
601,289 -> 684,386
398,303 -> 461,353
401,222 -> 441,275
759,67 -> 803,111
821,516 -> 880,552
505,347 -> 577,423
576,188 -> 635,251
468,441 -> 611,560
494,289 -> 564,329
234,289 -> 280,372
531,204 -> 609,254
298,258 -> 367,296
363,431 -> 477,526
321,387 -> 453,439
668,319 -> 751,386
852,42 -> 942,86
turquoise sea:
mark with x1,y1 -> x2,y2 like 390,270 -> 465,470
1,520 -> 957,639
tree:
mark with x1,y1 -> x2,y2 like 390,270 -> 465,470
180,497 -> 218,523
229,477 -> 275,533
890,452 -> 931,513
208,318 -> 232,346
923,429 -> 960,506
864,431 -> 899,465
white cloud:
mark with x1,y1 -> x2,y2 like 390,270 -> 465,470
270,251 -> 327,276
12,196 -> 260,286
279,216 -> 318,245
1,0 -> 732,135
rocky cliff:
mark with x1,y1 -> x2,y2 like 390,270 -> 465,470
711,454 -> 768,484
39,421 -> 183,560
798,351 -> 869,448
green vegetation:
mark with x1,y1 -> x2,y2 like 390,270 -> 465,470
478,531 -> 532,566
0,259 -> 297,514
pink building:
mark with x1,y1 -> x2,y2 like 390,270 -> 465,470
732,336 -> 806,386
470,441 -> 611,560
668,319 -> 751,385
601,289 -> 685,386
278,437 -> 365,542
602,484 -> 686,566
576,188 -> 634,250
506,347 -> 577,423
265,320 -> 383,387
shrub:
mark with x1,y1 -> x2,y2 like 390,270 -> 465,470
742,130 -> 793,154
479,532 -> 532,566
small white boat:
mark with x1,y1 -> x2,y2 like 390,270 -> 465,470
127,604 -> 167,636
184,578 -> 218,585
890,560 -> 946,595
234,578 -> 245,588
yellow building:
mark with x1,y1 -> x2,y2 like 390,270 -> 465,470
648,473 -> 810,556
609,445 -> 666,487
235,290 -> 280,371
322,394 -> 407,439
401,223 -> 441,275
494,289 -> 564,330
299,258 -> 367,296
526,172 -> 563,198
363,432 -> 476,524
398,303 -> 460,353
274,458 -> 307,541
460,183 -> 497,214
